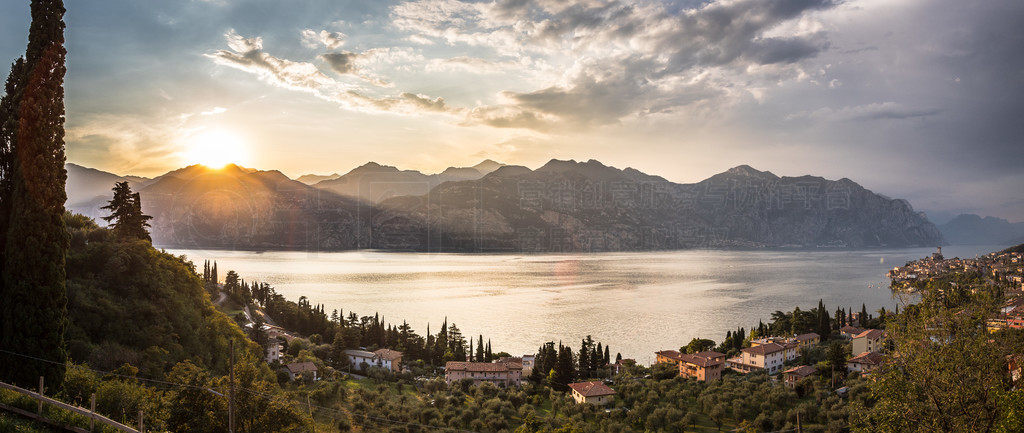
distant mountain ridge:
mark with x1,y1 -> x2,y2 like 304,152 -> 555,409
312,159 -> 505,203
938,214 -> 1024,245
66,160 -> 944,251
65,163 -> 151,223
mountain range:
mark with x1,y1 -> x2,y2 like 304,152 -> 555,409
66,159 -> 946,251
937,214 -> 1024,245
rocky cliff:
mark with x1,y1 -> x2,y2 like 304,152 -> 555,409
69,160 -> 945,251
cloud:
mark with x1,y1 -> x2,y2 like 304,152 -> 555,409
787,102 -> 943,122
207,30 -> 335,93
425,56 -> 517,73
390,0 -> 839,130
321,52 -> 360,74
201,107 -> 228,116
301,29 -> 347,50
343,91 -> 462,116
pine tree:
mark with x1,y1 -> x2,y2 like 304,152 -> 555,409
211,261 -> 218,285
100,182 -> 151,241
485,339 -> 492,362
0,0 -> 70,388
476,335 -> 484,362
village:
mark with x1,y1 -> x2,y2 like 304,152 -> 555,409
191,244 -> 1024,431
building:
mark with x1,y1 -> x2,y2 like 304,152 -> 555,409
852,329 -> 886,354
847,351 -> 884,374
727,342 -> 798,374
655,350 -> 686,366
840,326 -> 866,339
261,324 -> 292,341
521,355 -> 535,376
374,349 -> 403,372
568,381 -> 616,406
783,365 -> 817,388
677,351 -> 726,382
285,362 -> 318,381
265,340 -> 281,363
445,360 -> 523,387
793,333 -> 820,348
345,349 -> 377,371
750,337 -> 789,347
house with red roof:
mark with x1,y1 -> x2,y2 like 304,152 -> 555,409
568,381 -> 616,406
444,360 -> 523,388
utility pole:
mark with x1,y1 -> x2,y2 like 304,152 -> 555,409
229,339 -> 235,433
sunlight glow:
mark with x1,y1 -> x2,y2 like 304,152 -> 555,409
184,129 -> 248,169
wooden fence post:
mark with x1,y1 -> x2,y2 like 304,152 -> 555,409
138,409 -> 144,432
37,376 -> 44,414
90,393 -> 97,432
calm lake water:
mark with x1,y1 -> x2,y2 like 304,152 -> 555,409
165,245 -> 1003,364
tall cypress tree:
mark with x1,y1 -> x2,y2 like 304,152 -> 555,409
0,0 -> 70,388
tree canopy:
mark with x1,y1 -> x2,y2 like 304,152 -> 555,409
101,181 -> 152,241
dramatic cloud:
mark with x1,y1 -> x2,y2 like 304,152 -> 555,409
388,0 -> 837,130
206,30 -> 334,93
6,0 -> 1018,219
301,29 -> 346,50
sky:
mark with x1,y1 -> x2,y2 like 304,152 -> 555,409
1,0 -> 1022,223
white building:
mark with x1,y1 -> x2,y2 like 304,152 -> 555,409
265,341 -> 281,363
727,342 -> 798,374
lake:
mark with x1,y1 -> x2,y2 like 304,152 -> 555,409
165,244 -> 1003,364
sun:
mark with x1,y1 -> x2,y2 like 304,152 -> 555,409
184,129 -> 248,169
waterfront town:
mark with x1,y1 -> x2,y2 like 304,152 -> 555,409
229,244 -> 1024,430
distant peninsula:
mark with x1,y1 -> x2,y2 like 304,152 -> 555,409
66,160 -> 945,252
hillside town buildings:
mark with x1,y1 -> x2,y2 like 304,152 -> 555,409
445,360 -> 523,387
568,381 -> 616,406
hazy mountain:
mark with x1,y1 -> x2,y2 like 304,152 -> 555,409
68,160 -> 946,252
295,173 -> 341,185
472,159 -> 505,174
938,214 -> 1024,245
65,163 -> 150,222
312,160 -> 500,203
370,160 -> 945,251
138,164 -> 371,249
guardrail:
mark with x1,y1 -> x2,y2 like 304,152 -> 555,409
0,379 -> 141,433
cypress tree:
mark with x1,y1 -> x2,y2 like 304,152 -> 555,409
0,0 -> 70,388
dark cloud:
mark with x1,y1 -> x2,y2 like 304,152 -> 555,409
750,37 -> 827,65
321,52 -> 360,74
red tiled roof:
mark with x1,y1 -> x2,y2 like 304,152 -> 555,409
794,333 -> 820,341
854,329 -> 886,340
679,353 -> 724,368
286,362 -> 317,373
694,351 -> 726,360
568,381 -> 616,397
840,326 -> 865,334
784,365 -> 817,377
374,349 -> 403,361
656,350 -> 685,361
742,342 -> 788,355
848,351 -> 885,366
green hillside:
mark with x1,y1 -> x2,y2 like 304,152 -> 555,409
63,212 -> 258,377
